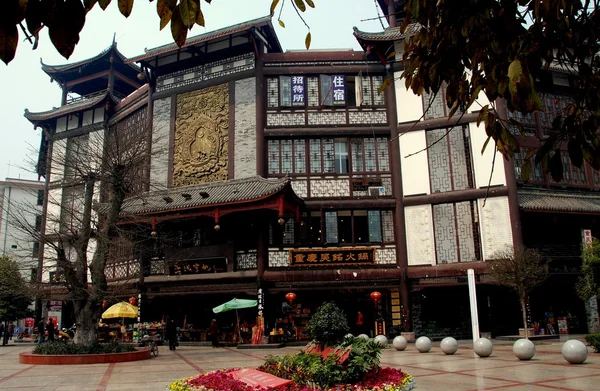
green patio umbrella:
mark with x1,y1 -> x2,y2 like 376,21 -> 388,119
213,298 -> 257,343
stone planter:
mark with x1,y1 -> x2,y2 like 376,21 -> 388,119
518,328 -> 535,337
19,348 -> 151,365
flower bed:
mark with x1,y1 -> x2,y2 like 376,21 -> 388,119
167,367 -> 415,391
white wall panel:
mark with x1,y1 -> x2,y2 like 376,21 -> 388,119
399,130 -> 430,195
395,72 -> 424,122
477,196 -> 513,260
405,205 -> 436,266
469,122 -> 507,187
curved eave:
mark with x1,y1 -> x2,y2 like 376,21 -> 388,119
127,15 -> 279,65
97,176 -> 304,217
24,91 -> 118,123
41,44 -> 141,83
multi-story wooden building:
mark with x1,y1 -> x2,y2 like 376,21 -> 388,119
350,0 -> 600,337
27,7 -> 599,338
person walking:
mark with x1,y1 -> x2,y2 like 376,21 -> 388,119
209,319 -> 219,348
7,322 -> 14,340
166,319 -> 177,351
0,323 -> 4,346
46,319 -> 55,342
37,319 -> 45,344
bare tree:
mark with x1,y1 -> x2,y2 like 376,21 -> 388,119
10,106 -> 162,344
487,247 -> 548,339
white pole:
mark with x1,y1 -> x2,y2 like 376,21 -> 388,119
467,269 -> 480,343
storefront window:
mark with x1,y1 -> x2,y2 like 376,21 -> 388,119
337,211 -> 352,243
325,211 -> 338,243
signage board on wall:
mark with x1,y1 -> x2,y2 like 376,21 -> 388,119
289,248 -> 376,266
170,257 -> 227,275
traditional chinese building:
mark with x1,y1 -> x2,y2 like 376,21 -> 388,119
27,16 -> 409,338
349,0 -> 600,337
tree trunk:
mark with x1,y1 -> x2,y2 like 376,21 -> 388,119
520,296 -> 528,339
73,302 -> 98,344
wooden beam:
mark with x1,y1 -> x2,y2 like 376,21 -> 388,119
65,70 -> 109,88
114,71 -> 143,89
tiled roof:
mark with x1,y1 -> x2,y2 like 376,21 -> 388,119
24,90 -> 119,122
518,189 -> 600,213
101,176 -> 298,216
352,24 -> 421,42
41,43 -> 139,75
127,16 -> 275,64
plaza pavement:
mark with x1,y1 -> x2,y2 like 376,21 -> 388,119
0,337 -> 599,390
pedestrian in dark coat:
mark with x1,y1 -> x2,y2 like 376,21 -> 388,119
166,320 -> 177,351
46,319 -> 55,342
209,319 -> 219,348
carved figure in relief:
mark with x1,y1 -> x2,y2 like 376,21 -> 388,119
173,83 -> 229,186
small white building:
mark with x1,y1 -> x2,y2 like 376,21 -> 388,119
0,177 -> 45,281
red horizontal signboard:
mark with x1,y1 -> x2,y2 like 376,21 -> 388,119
230,369 -> 292,389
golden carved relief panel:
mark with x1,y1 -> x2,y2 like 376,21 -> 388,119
173,83 -> 229,187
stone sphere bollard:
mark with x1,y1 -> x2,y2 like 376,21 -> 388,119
440,337 -> 458,355
393,336 -> 408,351
345,333 -> 354,339
374,335 -> 388,346
513,338 -> 536,360
561,339 -> 588,364
473,338 -> 493,357
415,336 -> 432,353
358,334 -> 370,340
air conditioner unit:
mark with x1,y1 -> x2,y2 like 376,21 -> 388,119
368,186 -> 385,196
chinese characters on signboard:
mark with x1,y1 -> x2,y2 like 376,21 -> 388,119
291,76 -> 305,107
288,248 -> 375,266
582,229 -> 593,248
331,75 -> 346,106
257,288 -> 264,317
169,258 -> 227,275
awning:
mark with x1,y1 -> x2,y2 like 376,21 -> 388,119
518,188 -> 600,214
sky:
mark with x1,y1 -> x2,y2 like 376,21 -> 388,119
0,0 -> 387,182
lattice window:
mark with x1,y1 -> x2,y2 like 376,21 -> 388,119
423,89 -> 446,119
323,139 -> 335,173
325,211 -> 338,243
351,139 -> 363,171
594,169 -> 600,185
432,201 -> 480,264
427,127 -> 474,193
372,76 -> 385,105
283,219 -> 295,245
361,76 -> 372,106
364,138 -> 377,171
513,150 -> 523,179
294,141 -> 306,173
267,78 -> 279,108
236,250 -> 257,270
539,93 -> 575,128
310,139 -> 322,173
377,138 -> 389,171
307,77 -> 319,106
381,210 -> 394,242
268,140 -> 280,174
281,140 -> 293,173
150,259 -> 165,275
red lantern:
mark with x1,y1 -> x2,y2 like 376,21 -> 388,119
129,297 -> 136,306
102,300 -> 108,309
370,291 -> 382,302
285,292 -> 297,303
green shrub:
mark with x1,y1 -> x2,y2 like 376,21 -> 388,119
32,341 -> 136,355
258,336 -> 383,389
305,301 -> 350,347
585,333 -> 600,352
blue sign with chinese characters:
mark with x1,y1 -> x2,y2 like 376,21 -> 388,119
291,76 -> 305,107
331,75 -> 346,106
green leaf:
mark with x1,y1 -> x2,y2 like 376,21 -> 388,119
278,19 -> 285,28
521,160 -> 532,182
293,0 -> 306,12
481,135 -> 492,155
118,0 -> 134,17
98,0 -> 112,10
477,105 -> 489,126
196,7 -> 204,27
0,24 -> 18,65
83,0 -> 98,12
270,0 -> 280,16
549,150 -> 564,182
170,5 -> 187,47
26,0 -> 44,36
305,31 -> 311,50
157,0 -> 176,30
179,0 -> 198,28
568,139 -> 584,168
378,77 -> 393,95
